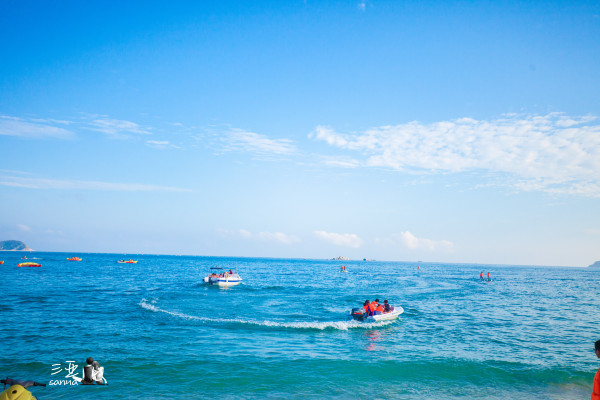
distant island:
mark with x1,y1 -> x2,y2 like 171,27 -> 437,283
588,261 -> 600,269
332,256 -> 350,261
0,240 -> 33,251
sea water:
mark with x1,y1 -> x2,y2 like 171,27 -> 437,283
0,252 -> 598,399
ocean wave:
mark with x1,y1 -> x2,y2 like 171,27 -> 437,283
139,299 -> 395,330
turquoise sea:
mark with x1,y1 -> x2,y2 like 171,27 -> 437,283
1,252 -> 598,399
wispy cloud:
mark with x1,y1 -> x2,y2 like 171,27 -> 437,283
87,117 -> 151,138
146,140 -> 181,149
0,116 -> 74,139
314,230 -> 363,248
220,128 -> 297,156
217,229 -> 300,244
17,224 -> 32,232
376,231 -> 453,251
310,113 -> 600,197
2,114 -> 155,140
0,174 -> 190,192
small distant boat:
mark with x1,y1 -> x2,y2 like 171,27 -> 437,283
66,257 -> 82,261
203,267 -> 242,287
17,262 -> 42,268
0,261 -> 4,265
117,259 -> 138,264
349,306 -> 404,322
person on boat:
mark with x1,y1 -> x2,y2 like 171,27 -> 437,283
374,302 -> 384,315
383,300 -> 391,313
92,360 -> 105,385
480,272 -> 484,280
592,340 -> 600,400
372,298 -> 380,308
363,300 -> 371,316
368,300 -> 377,316
229,269 -> 233,274
487,272 -> 491,282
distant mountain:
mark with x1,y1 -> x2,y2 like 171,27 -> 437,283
0,240 -> 33,251
588,261 -> 600,269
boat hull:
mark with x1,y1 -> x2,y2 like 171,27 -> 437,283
203,275 -> 242,287
350,306 -> 403,322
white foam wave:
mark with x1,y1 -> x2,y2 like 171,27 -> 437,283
139,299 -> 395,330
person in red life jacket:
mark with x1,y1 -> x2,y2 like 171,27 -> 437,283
592,340 -> 600,400
480,272 -> 484,280
363,300 -> 371,316
368,301 -> 377,316
487,272 -> 491,282
374,303 -> 384,315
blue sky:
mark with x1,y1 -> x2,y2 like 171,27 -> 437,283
1,0 -> 599,266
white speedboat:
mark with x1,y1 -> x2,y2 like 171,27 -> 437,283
203,267 -> 242,287
349,306 -> 403,322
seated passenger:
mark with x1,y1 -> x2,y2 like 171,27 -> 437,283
368,301 -> 376,316
371,299 -> 379,311
82,357 -> 95,385
92,361 -> 105,385
363,300 -> 370,315
383,300 -> 391,313
374,303 -> 384,315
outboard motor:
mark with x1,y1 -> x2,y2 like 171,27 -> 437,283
351,308 -> 365,321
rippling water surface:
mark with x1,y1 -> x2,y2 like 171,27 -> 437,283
1,252 -> 598,399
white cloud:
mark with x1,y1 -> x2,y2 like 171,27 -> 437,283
146,140 -> 181,149
217,229 -> 299,244
310,113 -> 600,196
0,116 -> 74,139
314,230 -> 363,248
17,224 -> 32,232
377,231 -> 453,251
0,174 -> 190,192
320,156 -> 362,168
221,129 -> 296,156
256,231 -> 300,244
88,117 -> 151,137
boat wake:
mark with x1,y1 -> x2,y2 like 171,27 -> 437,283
139,299 -> 395,330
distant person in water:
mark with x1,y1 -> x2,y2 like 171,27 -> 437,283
592,340 -> 600,400
480,272 -> 484,280
487,272 -> 491,282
